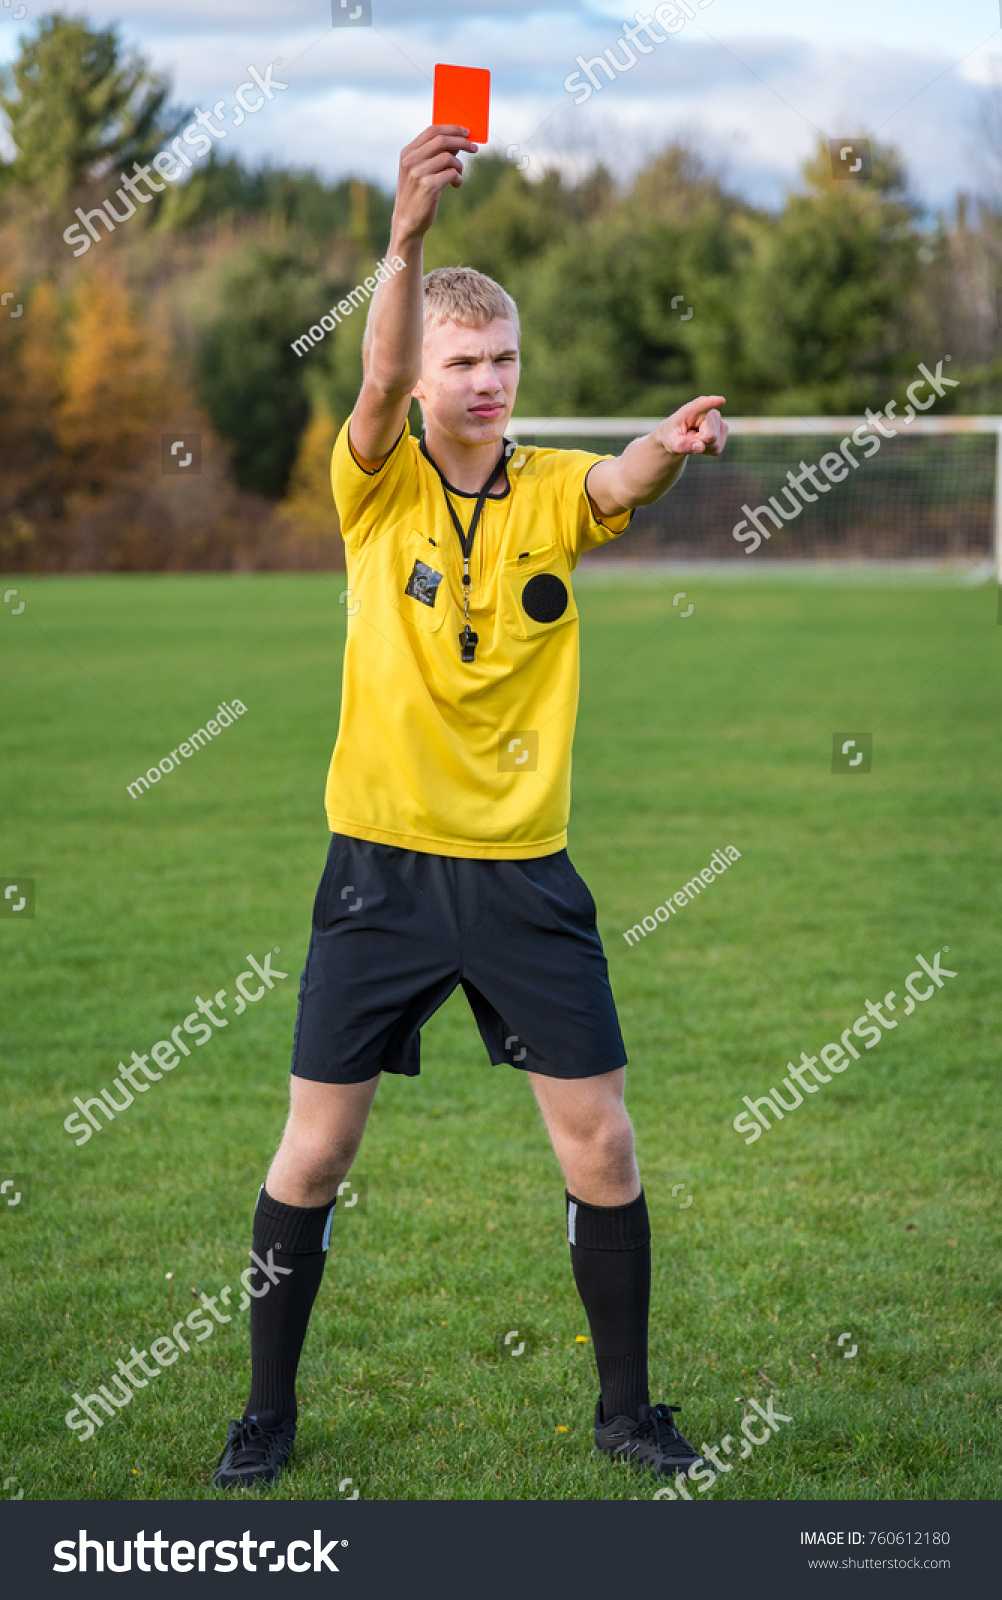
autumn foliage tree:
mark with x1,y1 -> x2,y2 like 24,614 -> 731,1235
51,272 -> 198,567
59,272 -> 176,490
1,14 -> 1001,572
277,400 -> 340,554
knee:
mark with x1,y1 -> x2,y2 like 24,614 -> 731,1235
281,1125 -> 360,1193
571,1109 -> 636,1172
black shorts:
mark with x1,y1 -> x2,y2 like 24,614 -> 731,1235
290,832 -> 628,1084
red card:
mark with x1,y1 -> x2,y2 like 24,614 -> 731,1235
433,63 -> 491,145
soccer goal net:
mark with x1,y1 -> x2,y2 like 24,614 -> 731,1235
508,416 -> 1002,576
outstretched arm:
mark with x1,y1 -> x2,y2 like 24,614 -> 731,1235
586,395 -> 728,519
351,123 -> 480,464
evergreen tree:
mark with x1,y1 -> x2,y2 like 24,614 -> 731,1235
193,241 -> 333,497
738,137 -> 923,412
0,12 -> 183,217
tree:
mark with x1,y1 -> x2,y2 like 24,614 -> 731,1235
58,271 -> 176,496
425,156 -> 586,288
0,12 -> 182,217
737,137 -> 924,412
153,155 -> 391,249
512,146 -> 754,416
278,399 -> 340,543
619,148 -> 757,411
193,241 -> 335,497
0,278 -> 65,564
516,220 -> 675,416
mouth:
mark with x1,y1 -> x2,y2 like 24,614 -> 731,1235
469,404 -> 504,418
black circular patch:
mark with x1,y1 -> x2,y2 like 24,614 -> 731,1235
522,572 -> 568,623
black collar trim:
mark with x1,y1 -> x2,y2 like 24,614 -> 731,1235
419,432 -> 514,500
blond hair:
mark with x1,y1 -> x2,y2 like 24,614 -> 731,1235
422,266 -> 520,344
362,265 -> 519,366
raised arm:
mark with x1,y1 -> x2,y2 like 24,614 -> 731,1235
350,124 -> 480,464
586,395 -> 729,520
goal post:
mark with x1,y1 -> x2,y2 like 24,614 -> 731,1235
507,415 -> 1002,578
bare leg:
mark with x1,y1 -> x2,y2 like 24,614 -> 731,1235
527,1066 -> 640,1204
266,1072 -> 382,1207
225,1073 -> 384,1448
527,1066 -> 650,1424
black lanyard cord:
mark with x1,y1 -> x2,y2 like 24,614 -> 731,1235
420,433 -> 513,663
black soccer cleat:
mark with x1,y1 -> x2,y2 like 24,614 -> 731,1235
212,1412 -> 296,1490
594,1395 -> 706,1479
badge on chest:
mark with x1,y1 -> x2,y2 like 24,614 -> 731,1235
404,558 -> 444,608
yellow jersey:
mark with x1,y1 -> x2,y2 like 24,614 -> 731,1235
324,413 -> 634,858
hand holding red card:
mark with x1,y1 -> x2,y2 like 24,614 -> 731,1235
391,125 -> 480,238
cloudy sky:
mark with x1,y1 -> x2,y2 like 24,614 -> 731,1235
3,0 -> 1001,209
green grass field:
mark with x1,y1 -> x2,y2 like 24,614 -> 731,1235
1,572 -> 999,1502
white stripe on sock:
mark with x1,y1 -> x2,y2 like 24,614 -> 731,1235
567,1199 -> 577,1245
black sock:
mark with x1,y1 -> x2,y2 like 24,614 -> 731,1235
244,1185 -> 337,1426
566,1187 -> 651,1424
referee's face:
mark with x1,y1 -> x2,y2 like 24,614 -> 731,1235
415,317 -> 520,445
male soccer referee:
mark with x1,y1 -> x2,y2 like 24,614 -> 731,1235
213,124 -> 728,1491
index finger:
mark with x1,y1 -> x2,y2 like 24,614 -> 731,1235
681,395 -> 727,425
420,123 -> 473,143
